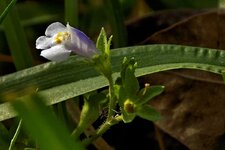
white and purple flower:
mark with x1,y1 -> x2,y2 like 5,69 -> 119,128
36,22 -> 98,61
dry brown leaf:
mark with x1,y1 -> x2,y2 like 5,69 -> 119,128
132,9 -> 225,150
126,9 -> 206,45
144,10 -> 225,49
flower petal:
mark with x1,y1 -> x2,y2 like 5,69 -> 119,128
40,45 -> 71,62
45,22 -> 66,37
36,36 -> 53,49
67,24 -> 97,58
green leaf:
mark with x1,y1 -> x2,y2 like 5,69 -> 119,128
8,119 -> 22,150
1,44 -> 225,121
1,0 -> 34,70
106,35 -> 113,55
94,28 -> 112,77
0,122 -> 9,140
0,0 -> 17,24
12,94 -> 84,150
138,85 -> 164,105
105,0 -> 127,47
0,122 -> 9,149
96,27 -> 107,53
114,84 -> 127,106
123,58 -> 139,97
137,105 -> 161,122
71,93 -> 106,139
124,63 -> 139,96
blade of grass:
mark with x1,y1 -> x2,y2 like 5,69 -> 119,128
12,94 -> 84,150
1,0 -> 34,70
8,119 -> 22,150
105,0 -> 127,47
65,0 -> 78,26
0,44 -> 225,121
0,0 -> 17,24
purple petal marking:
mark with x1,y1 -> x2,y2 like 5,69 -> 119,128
67,24 -> 98,58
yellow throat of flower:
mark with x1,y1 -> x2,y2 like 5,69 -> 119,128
54,31 -> 70,44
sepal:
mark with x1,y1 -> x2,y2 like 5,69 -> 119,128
137,85 -> 164,105
136,105 -> 161,122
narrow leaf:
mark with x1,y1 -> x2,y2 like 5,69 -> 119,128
1,45 -> 225,121
8,119 -> 22,150
96,27 -> 107,53
0,0 -> 17,24
105,0 -> 127,47
2,0 -> 34,70
106,35 -> 113,55
0,122 -> 9,149
12,94 -> 84,150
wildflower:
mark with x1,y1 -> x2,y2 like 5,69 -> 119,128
36,22 -> 98,61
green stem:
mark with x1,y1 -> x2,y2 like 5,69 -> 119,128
106,75 -> 116,121
71,126 -> 84,139
82,115 -> 122,146
9,119 -> 22,150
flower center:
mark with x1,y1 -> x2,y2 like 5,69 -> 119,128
54,31 -> 70,44
124,99 -> 136,113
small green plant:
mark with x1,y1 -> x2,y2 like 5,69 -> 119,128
34,22 -> 164,146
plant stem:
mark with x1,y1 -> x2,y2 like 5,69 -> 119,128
82,115 -> 122,146
71,126 -> 85,140
106,75 -> 116,121
9,119 -> 22,150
